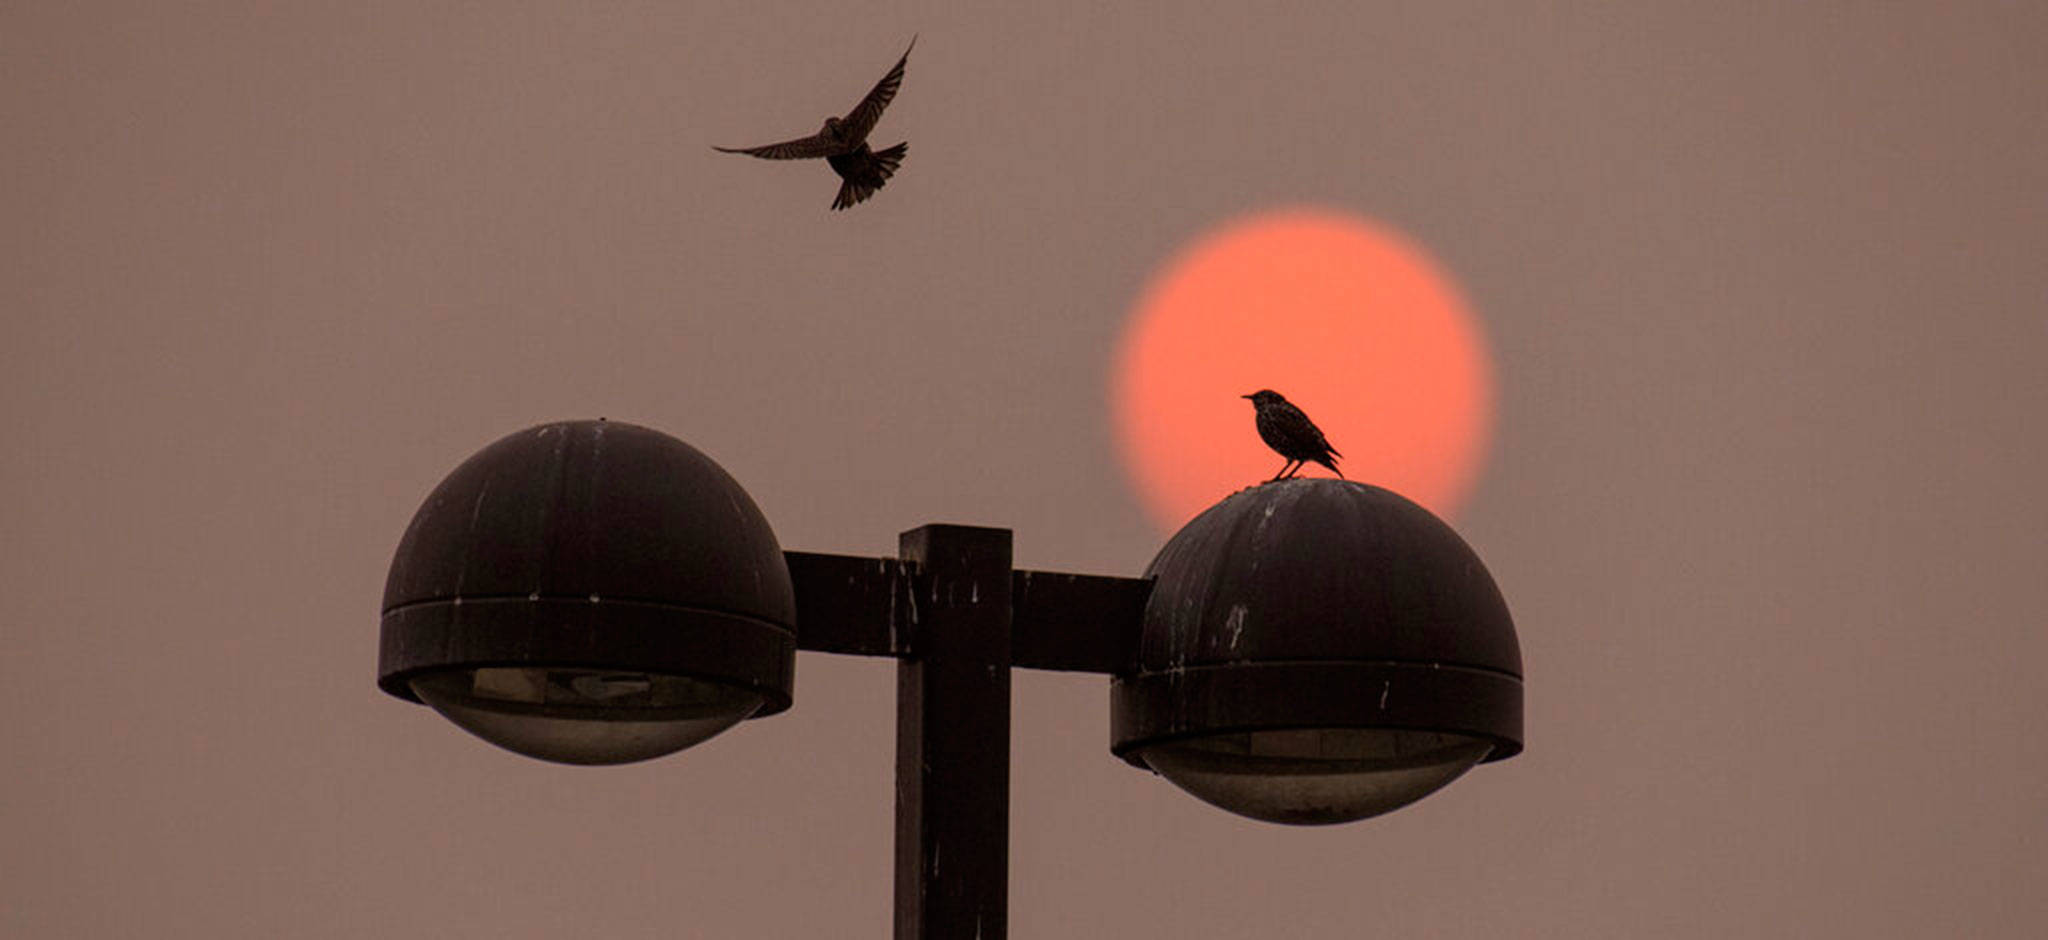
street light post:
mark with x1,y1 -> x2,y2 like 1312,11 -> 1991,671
893,525 -> 1012,940
783,531 -> 1151,939
378,420 -> 1523,939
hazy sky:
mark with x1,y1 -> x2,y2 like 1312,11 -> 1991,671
5,3 -> 2046,937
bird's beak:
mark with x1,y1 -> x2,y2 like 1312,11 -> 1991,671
1240,393 -> 1255,399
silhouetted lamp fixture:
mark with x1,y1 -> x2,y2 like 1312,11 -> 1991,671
378,419 -> 1523,937
1111,483 -> 1520,824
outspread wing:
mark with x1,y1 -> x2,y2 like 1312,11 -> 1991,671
836,36 -> 914,144
713,133 -> 838,160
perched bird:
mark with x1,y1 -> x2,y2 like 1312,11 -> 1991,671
715,37 -> 915,210
1243,390 -> 1344,483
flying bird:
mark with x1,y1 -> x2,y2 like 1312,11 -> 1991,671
715,37 -> 915,210
1243,390 -> 1344,483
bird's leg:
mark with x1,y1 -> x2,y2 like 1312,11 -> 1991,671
1265,459 -> 1293,484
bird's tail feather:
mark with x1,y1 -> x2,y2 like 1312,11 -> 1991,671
872,142 -> 907,180
830,143 -> 908,210
832,181 -> 869,211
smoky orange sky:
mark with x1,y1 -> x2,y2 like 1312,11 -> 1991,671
5,4 -> 2047,939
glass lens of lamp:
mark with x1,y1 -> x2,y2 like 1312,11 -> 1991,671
1141,728 -> 1492,825
411,667 -> 764,765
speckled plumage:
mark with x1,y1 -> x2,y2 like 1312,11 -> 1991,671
1243,389 -> 1343,483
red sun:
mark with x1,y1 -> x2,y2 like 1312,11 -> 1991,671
1112,208 -> 1494,532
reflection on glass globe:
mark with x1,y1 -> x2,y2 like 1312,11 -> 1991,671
1140,728 -> 1493,825
411,667 -> 764,765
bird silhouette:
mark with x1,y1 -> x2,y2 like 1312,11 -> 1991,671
1243,390 -> 1344,483
715,37 -> 915,210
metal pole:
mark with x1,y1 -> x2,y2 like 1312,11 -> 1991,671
894,525 -> 1012,940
